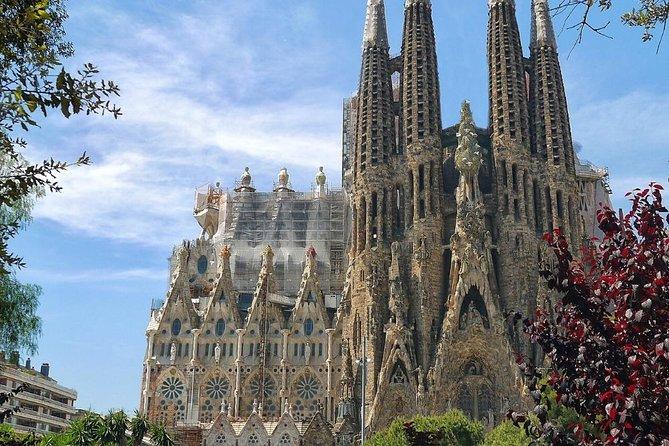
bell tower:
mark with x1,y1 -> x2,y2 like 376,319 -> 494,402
401,0 -> 445,370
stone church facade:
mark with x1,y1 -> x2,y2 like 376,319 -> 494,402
139,0 -> 612,443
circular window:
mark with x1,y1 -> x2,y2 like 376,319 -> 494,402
296,374 -> 320,400
216,319 -> 226,336
205,376 -> 230,399
304,319 -> 314,336
197,255 -> 208,274
171,319 -> 182,336
160,376 -> 184,400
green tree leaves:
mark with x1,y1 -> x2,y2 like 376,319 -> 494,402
0,273 -> 41,354
366,410 -> 485,446
0,0 -> 121,273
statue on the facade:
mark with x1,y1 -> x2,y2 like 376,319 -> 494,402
170,342 -> 176,363
315,166 -> 327,198
305,342 -> 312,365
415,366 -> 425,405
389,278 -> 408,326
214,343 -> 221,364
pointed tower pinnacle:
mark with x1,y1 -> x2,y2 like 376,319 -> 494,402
363,0 -> 389,49
487,0 -> 530,148
455,101 -> 484,204
531,0 -> 557,49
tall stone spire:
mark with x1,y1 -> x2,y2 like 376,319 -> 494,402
400,0 -> 444,372
363,0 -> 389,49
487,0 -> 537,359
346,0 -> 397,431
353,0 -> 395,178
530,0 -> 580,246
402,0 -> 442,146
487,0 -> 530,148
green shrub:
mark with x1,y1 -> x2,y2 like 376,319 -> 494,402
483,421 -> 531,446
366,410 -> 485,446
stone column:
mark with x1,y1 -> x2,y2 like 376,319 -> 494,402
325,328 -> 335,422
366,193 -> 373,249
142,331 -> 156,414
413,167 -> 420,222
187,329 -> 201,422
280,329 -> 290,410
234,328 -> 246,418
191,329 -> 201,363
425,162 -> 432,216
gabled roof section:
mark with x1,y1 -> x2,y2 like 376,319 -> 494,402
247,245 -> 284,326
202,245 -> 242,327
206,409 -> 236,442
248,245 -> 276,315
302,411 -> 334,445
291,247 -> 330,326
238,410 -> 269,439
268,406 -> 301,438
158,244 -> 199,328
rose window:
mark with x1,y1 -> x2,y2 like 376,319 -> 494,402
250,376 -> 275,398
160,377 -> 185,400
205,376 -> 230,399
296,375 -> 320,400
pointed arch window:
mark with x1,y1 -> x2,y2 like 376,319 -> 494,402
171,319 -> 182,336
304,319 -> 314,336
306,291 -> 315,303
218,291 -> 226,303
197,255 -> 208,274
390,362 -> 408,384
216,319 -> 226,336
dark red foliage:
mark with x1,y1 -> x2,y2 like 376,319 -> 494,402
513,184 -> 669,445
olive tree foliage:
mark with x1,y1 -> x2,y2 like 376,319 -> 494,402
0,0 -> 121,274
554,0 -> 669,50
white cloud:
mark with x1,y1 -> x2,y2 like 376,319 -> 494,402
571,91 -> 669,151
571,90 -> 669,205
31,1 -> 345,246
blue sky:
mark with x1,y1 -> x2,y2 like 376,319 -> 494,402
10,0 -> 668,413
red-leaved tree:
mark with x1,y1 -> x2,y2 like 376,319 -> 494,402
511,184 -> 669,445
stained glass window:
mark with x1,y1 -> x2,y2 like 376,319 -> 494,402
205,376 -> 230,399
216,319 -> 225,336
171,319 -> 182,336
160,376 -> 185,400
304,319 -> 314,336
197,255 -> 208,274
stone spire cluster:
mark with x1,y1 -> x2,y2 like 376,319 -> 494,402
339,0 -> 584,433
530,0 -> 580,247
140,0 -> 606,443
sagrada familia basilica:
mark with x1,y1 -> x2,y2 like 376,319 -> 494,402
138,0 -> 612,444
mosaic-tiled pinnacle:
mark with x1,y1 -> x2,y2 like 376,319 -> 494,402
363,0 -> 389,49
531,0 -> 557,48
